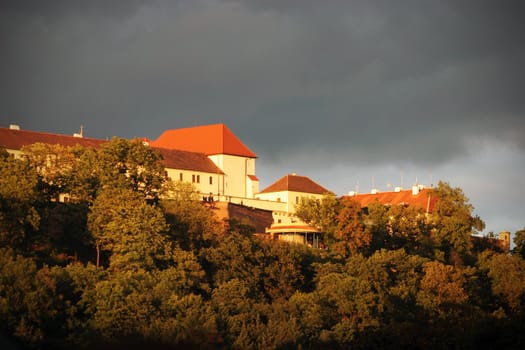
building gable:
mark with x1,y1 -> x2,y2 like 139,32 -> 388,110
259,173 -> 330,195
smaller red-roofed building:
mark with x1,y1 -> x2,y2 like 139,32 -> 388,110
256,173 -> 331,245
258,173 -> 331,214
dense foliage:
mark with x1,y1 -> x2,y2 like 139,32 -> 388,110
1,141 -> 524,349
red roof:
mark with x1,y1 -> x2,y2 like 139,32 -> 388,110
151,123 -> 257,158
0,127 -> 223,175
259,174 -> 330,195
345,188 -> 438,213
0,127 -> 106,149
247,174 -> 259,181
155,147 -> 223,174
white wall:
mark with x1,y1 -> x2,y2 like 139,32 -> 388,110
166,168 -> 223,196
208,154 -> 257,198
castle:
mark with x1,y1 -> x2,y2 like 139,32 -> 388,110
0,123 -> 510,251
0,123 -> 329,246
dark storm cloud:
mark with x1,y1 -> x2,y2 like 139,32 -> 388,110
1,0 -> 524,166
1,0 -> 151,18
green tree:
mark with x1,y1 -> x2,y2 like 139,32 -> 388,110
0,249 -> 72,347
162,181 -> 222,252
87,187 -> 169,270
202,232 -> 264,297
68,145 -> 101,204
481,252 -> 525,315
385,204 -> 433,256
22,143 -> 77,202
295,193 -> 340,238
366,199 -> 390,252
430,181 -> 485,265
97,138 -> 167,201
513,228 -> 525,259
0,151 -> 40,251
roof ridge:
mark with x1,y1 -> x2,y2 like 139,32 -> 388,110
1,127 -> 105,141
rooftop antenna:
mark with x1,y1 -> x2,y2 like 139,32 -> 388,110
400,170 -> 404,188
80,125 -> 84,137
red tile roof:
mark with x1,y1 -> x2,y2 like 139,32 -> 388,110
259,174 -> 330,195
345,188 -> 438,213
155,147 -> 223,174
0,127 -> 223,174
0,127 -> 106,149
151,123 -> 257,158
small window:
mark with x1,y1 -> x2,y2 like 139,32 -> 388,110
209,176 -> 213,185
197,175 -> 200,183
296,196 -> 299,204
192,174 -> 196,183
179,173 -> 183,181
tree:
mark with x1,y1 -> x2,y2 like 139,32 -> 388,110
68,145 -> 101,204
97,138 -> 167,201
385,204 -> 433,256
366,200 -> 390,252
513,228 -> 525,259
161,181 -> 222,252
481,253 -> 525,315
87,187 -> 169,270
0,249 -> 72,347
295,193 -> 340,238
0,151 -> 40,251
416,261 -> 468,319
21,143 -> 77,202
334,197 -> 372,256
430,181 -> 485,264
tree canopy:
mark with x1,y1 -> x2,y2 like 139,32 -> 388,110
1,144 -> 523,349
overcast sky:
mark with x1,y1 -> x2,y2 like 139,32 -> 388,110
1,0 -> 524,237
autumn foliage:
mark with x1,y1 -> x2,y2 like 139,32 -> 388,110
1,141 -> 524,349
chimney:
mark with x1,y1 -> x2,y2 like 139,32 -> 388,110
394,186 -> 402,192
9,124 -> 20,130
371,188 -> 379,194
412,185 -> 419,195
73,125 -> 84,138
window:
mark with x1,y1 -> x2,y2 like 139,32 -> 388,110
192,174 -> 196,183
179,173 -> 183,181
197,175 -> 200,183
209,176 -> 213,185
296,196 -> 299,204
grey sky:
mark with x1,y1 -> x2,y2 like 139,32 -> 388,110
1,0 -> 524,236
